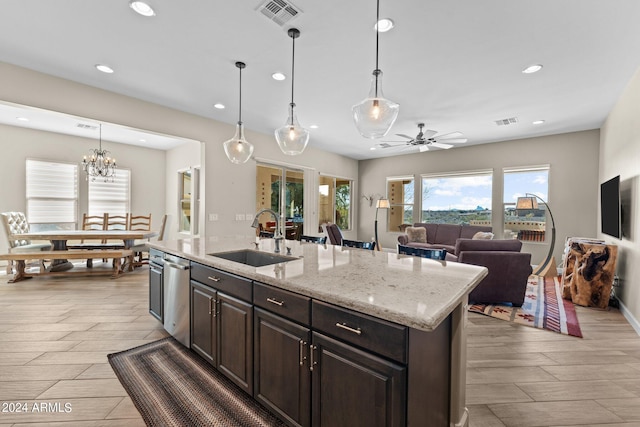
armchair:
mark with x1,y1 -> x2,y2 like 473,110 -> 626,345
1,211 -> 52,274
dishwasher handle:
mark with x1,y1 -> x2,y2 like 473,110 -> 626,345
164,261 -> 190,270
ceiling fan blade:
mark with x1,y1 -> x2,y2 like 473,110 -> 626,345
431,143 -> 454,149
435,131 -> 463,139
395,133 -> 414,140
378,142 -> 406,149
422,129 -> 438,138
418,145 -> 429,152
437,138 -> 467,144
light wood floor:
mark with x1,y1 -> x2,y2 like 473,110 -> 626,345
0,267 -> 638,426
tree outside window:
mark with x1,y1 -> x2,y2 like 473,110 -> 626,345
318,176 -> 351,231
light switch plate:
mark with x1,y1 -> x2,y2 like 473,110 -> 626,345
208,213 -> 218,221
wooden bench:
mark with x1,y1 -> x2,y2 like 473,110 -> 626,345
0,249 -> 133,283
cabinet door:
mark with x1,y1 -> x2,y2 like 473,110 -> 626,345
254,308 -> 311,427
149,264 -> 163,322
190,281 -> 216,364
218,292 -> 253,394
311,332 -> 406,427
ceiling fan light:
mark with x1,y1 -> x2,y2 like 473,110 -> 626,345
129,1 -> 155,17
223,122 -> 254,164
352,70 -> 399,139
275,104 -> 310,155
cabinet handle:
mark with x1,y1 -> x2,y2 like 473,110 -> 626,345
208,297 -> 213,316
335,322 -> 362,335
299,340 -> 307,366
213,298 -> 219,317
309,345 -> 317,372
266,297 -> 284,307
207,276 -> 221,282
150,266 -> 161,274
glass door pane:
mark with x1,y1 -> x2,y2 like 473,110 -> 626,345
256,165 -> 282,234
284,168 -> 304,240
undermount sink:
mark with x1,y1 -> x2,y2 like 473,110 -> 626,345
208,249 -> 298,267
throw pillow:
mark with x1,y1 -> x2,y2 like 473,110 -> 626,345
472,231 -> 494,240
406,226 -> 427,243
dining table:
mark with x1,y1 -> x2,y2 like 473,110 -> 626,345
11,230 -> 158,271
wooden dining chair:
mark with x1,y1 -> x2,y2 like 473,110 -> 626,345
300,235 -> 327,244
342,239 -> 376,250
106,213 -> 129,231
398,244 -> 447,260
129,214 -> 168,267
80,213 -> 107,243
128,213 -> 152,231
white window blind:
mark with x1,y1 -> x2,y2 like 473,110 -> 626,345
88,169 -> 131,216
26,159 -> 78,225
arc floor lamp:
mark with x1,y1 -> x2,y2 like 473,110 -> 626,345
516,193 -> 557,277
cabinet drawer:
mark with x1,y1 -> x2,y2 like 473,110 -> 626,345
312,300 -> 407,363
190,262 -> 252,302
254,282 -> 310,326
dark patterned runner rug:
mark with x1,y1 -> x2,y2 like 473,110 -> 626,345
108,337 -> 286,427
469,275 -> 583,338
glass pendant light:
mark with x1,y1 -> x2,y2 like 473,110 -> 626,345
223,61 -> 254,164
352,0 -> 399,139
275,28 -> 310,156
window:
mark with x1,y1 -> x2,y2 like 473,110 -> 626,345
387,176 -> 414,231
88,169 -> 131,217
503,166 -> 550,241
318,175 -> 352,231
256,164 -> 304,238
26,159 -> 78,231
420,170 -> 492,225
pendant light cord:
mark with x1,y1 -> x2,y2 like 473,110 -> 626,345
238,65 -> 243,125
99,124 -> 102,150
290,34 -> 296,107
374,0 -> 380,97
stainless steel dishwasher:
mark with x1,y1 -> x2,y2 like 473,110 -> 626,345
163,253 -> 190,347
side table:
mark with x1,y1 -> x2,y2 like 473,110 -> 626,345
561,237 -> 618,308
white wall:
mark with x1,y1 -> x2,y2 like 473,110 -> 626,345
600,67 -> 640,331
0,62 -> 358,246
0,123 -> 166,255
358,130 -> 601,268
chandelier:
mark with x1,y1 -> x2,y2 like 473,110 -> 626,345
82,124 -> 117,181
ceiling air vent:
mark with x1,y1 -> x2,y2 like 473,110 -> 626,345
76,123 -> 98,130
495,117 -> 518,126
257,0 -> 301,27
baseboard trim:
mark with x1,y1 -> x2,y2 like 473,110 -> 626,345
618,299 -> 640,336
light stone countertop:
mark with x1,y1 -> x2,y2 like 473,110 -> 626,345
149,237 -> 488,332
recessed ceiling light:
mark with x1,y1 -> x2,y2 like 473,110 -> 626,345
272,72 -> 286,81
375,18 -> 394,32
16,117 -> 29,122
370,146 -> 377,150
522,64 -> 543,74
139,139 -> 146,142
310,125 -> 318,129
533,120 -> 545,125
95,64 -> 114,74
129,1 -> 155,17
214,103 -> 225,109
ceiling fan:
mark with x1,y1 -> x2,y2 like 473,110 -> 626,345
377,123 -> 467,152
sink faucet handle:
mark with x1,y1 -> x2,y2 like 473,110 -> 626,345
286,246 -> 292,255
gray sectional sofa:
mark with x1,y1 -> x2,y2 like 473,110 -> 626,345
398,223 -> 533,306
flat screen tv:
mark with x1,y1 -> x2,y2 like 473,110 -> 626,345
600,175 -> 621,239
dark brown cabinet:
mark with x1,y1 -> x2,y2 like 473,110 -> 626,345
311,332 -> 406,427
217,292 -> 253,394
148,262 -> 163,322
190,280 -> 216,364
254,308 -> 311,427
190,263 -> 253,395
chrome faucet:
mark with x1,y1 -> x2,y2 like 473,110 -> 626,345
251,209 -> 283,253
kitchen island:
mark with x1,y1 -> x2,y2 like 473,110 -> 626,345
149,237 -> 487,427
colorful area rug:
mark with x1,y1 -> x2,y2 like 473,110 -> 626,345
469,275 -> 583,337
108,337 -> 286,427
